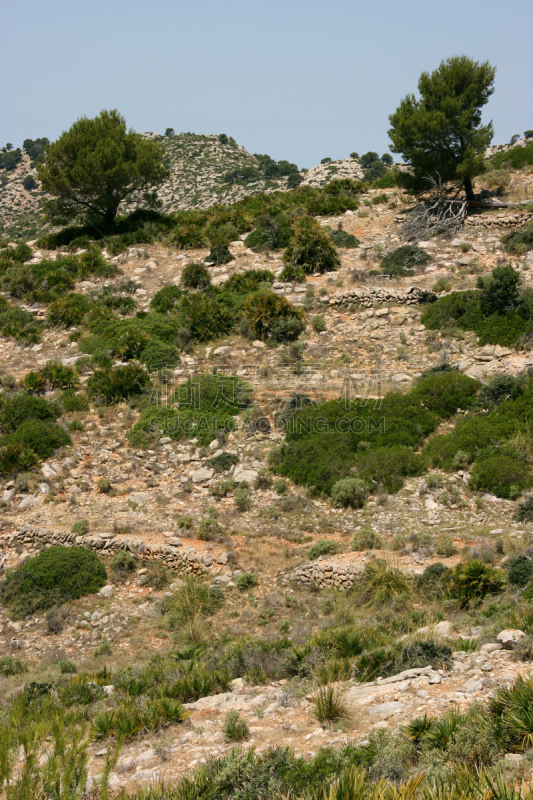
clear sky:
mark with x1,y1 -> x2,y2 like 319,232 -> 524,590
2,0 -> 532,168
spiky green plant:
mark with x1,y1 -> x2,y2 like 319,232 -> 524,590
311,684 -> 349,724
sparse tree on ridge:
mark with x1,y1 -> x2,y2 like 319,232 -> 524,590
37,109 -> 169,226
388,55 -> 496,200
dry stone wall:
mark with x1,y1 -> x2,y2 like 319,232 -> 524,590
285,560 -> 363,589
317,285 -> 434,308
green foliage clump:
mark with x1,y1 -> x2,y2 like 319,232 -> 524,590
400,639 -> 452,671
71,518 -> 89,535
501,227 -> 533,256
311,315 -> 326,333
422,266 -> 533,349
87,364 -> 150,404
329,228 -> 360,248
244,214 -> 292,252
0,394 -> 59,432
350,526 -> 383,551
150,284 -> 183,313
381,245 -> 431,276
1,419 -> 70,460
241,292 -> 303,341
469,451 -> 531,499
197,519 -> 227,542
507,555 -> 533,588
477,373 -> 525,409
330,477 -> 369,508
0,545 -> 107,618
449,559 -> 504,607
411,372 -> 479,418
235,572 -> 259,591
283,217 -> 341,275
47,293 -> 92,327
515,495 -> 533,522
222,710 -> 249,742
206,452 -> 239,473
60,390 -> 89,413
308,539 -> 340,560
0,306 -> 45,344
181,262 -> 211,289
36,109 -> 169,226
490,141 -> 533,169
311,685 -> 349,723
0,654 -> 28,676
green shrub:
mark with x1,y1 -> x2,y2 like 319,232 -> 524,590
0,545 -> 107,619
507,555 -> 533,587
1,419 -> 71,460
206,452 -> 239,473
490,141 -> 533,169
254,468 -> 272,489
58,659 -> 77,674
329,228 -> 360,248
235,572 -> 259,591
356,559 -> 411,606
23,370 -> 47,394
110,550 -> 136,579
414,562 -> 450,597
381,245 -> 431,276
222,269 -> 275,295
0,443 -> 38,475
311,684 -> 349,723
477,374 -> 525,409
351,526 -> 382,551
206,244 -> 233,265
330,477 -> 369,508
308,539 -> 340,560
449,560 -> 504,608
41,361 -> 79,389
93,637 -> 112,657
163,576 -> 223,642
197,519 -> 227,542
97,477 -> 112,493
489,673 -> 533,751
311,315 -> 326,333
400,639 -> 452,671
47,293 -> 92,327
355,446 -> 425,493
411,372 -> 479,418
71,518 -> 89,535
515,495 -> 533,522
222,710 -> 249,742
269,316 -> 306,344
469,451 -> 531,499
139,340 -> 180,368
234,487 -> 252,512
0,394 -> 59,432
435,537 -> 457,557
61,390 -> 89,413
176,292 -> 234,341
0,306 -> 45,343
421,270 -> 533,349
244,215 -> 292,252
501,228 -> 533,256
0,654 -> 28,676
181,262 -> 211,289
283,217 -> 341,275
241,292 -> 303,341
150,285 -> 183,313
87,364 -> 150,403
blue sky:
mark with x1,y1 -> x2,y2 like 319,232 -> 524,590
2,0 -> 532,168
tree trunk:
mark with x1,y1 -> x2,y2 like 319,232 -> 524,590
463,176 -> 474,202
103,209 -> 116,226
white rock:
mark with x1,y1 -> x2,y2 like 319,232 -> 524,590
41,463 -> 57,479
480,642 -> 502,654
99,585 -> 114,599
233,468 -> 258,484
19,495 -> 36,509
368,701 -> 405,717
192,468 -> 214,483
497,629 -> 526,646
425,498 -> 439,510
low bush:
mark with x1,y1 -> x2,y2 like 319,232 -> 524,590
197,519 -> 227,542
234,487 -> 252,512
0,654 -> 28,676
269,316 -> 306,344
222,710 -> 249,741
308,539 -> 340,560
311,314 -> 326,333
283,217 -> 341,275
1,419 -> 71,460
411,372 -> 479,418
71,518 -> 89,535
0,545 -> 107,618
311,684 -> 349,723
235,572 -> 259,591
515,495 -> 533,522
87,364 -> 150,404
356,559 -> 411,606
469,450 -> 531,499
241,292 -> 303,341
61,390 -> 89,412
0,394 -> 59,432
490,141 -> 533,169
206,451 -> 239,473
181,262 -> 211,289
58,659 -> 77,674
350,526 -> 382,551
449,560 -> 504,608
381,245 -> 431,276
501,227 -> 533,256
400,639 -> 452,671
0,306 -> 45,343
507,554 -> 533,587
150,285 -> 183,313
47,293 -> 93,327
330,477 -> 369,508
414,562 -> 450,597
162,576 -> 223,642
329,228 -> 360,248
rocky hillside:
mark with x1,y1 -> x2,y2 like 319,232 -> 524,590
1,159 -> 533,796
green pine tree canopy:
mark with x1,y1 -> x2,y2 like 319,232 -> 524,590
388,55 -> 496,199
37,109 -> 169,226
